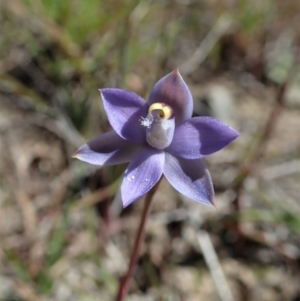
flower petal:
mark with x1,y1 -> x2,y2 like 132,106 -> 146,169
121,147 -> 165,207
148,69 -> 193,125
167,117 -> 239,159
100,88 -> 149,143
163,153 -> 214,206
72,131 -> 140,166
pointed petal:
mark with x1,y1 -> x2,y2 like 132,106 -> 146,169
73,131 -> 140,166
163,153 -> 214,206
148,69 -> 193,125
100,88 -> 148,143
121,148 -> 164,207
167,117 -> 239,159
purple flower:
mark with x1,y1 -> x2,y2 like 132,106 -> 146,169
73,69 -> 239,207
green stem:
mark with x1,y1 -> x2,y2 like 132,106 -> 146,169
115,179 -> 161,301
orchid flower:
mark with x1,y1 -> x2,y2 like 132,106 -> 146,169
73,69 -> 239,207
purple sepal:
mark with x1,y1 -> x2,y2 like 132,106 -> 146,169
73,131 -> 140,166
163,153 -> 214,206
167,117 -> 240,159
100,88 -> 149,143
148,69 -> 193,126
121,147 -> 165,207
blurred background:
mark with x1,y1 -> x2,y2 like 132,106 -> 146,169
0,0 -> 299,300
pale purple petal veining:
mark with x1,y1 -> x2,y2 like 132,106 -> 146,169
100,88 -> 149,143
121,147 -> 165,207
163,153 -> 214,206
167,117 -> 239,159
148,69 -> 193,125
73,131 -> 140,166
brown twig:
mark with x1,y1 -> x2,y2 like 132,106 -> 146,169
230,73 -> 293,235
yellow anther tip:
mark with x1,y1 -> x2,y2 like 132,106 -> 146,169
148,103 -> 173,120
148,103 -> 164,114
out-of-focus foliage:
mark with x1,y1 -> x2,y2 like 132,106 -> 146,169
0,0 -> 299,300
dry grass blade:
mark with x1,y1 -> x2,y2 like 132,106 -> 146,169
11,278 -> 54,301
1,0 -> 81,60
71,182 -> 118,211
179,15 -> 232,75
197,231 -> 235,301
260,159 -> 300,180
0,73 -> 48,111
13,189 -> 38,241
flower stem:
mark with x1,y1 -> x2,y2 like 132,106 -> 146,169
115,179 -> 161,301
